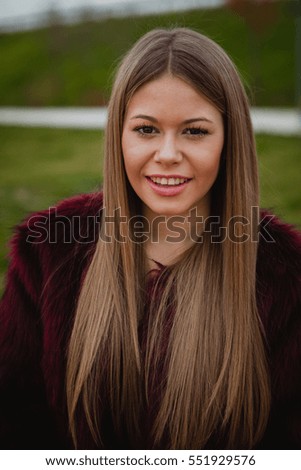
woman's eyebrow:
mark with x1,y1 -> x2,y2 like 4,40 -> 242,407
184,117 -> 213,124
130,114 -> 213,124
130,114 -> 158,122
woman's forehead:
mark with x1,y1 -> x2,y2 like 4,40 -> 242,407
124,74 -> 223,125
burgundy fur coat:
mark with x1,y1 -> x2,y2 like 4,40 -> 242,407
0,192 -> 301,449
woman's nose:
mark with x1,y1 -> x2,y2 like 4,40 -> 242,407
154,134 -> 182,164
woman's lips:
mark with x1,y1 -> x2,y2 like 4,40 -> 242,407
145,176 -> 191,196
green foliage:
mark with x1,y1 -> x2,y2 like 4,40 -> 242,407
0,126 -> 300,293
0,1 -> 296,107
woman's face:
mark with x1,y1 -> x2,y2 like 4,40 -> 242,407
122,74 -> 224,220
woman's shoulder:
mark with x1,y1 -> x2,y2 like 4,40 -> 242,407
257,209 -> 301,337
257,209 -> 301,279
11,190 -> 103,248
3,191 -> 103,303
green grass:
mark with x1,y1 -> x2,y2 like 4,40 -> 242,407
0,126 -> 300,293
0,1 -> 296,107
0,126 -> 103,292
257,134 -> 301,226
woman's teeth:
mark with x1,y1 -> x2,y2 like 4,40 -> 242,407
149,177 -> 188,186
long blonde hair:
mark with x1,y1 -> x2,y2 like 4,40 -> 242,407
67,28 -> 270,449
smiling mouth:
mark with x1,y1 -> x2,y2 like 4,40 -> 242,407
147,176 -> 190,186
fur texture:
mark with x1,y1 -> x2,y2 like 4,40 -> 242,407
0,192 -> 300,449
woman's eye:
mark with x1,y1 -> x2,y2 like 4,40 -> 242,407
134,125 -> 157,135
184,127 -> 208,136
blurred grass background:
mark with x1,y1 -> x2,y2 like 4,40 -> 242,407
0,1 -> 297,107
0,0 -> 300,292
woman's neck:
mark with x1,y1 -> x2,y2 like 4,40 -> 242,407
143,203 -> 209,268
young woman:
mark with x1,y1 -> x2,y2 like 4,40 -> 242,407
0,28 -> 300,450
